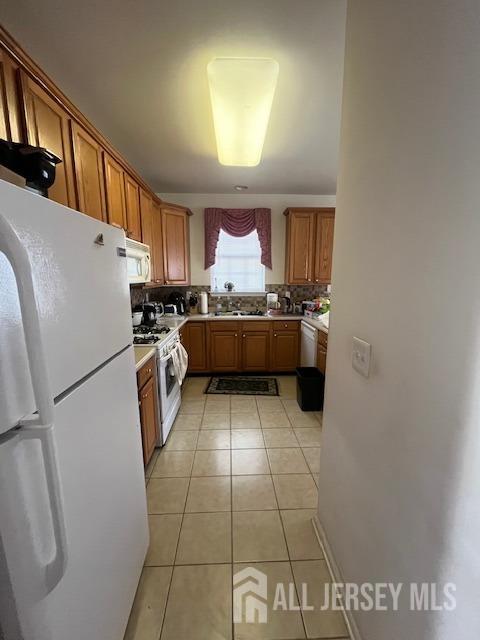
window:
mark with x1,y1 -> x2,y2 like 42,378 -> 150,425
210,230 -> 265,293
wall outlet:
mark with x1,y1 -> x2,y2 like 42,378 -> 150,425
352,337 -> 371,378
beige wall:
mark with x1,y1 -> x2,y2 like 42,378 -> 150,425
319,1 -> 480,638
159,193 -> 336,285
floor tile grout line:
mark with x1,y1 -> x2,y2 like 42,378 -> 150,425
156,398 -> 207,640
265,435 -> 309,640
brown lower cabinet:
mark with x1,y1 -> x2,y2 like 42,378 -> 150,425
270,331 -> 299,371
209,329 -> 241,372
180,320 -> 300,373
181,322 -> 208,372
137,356 -> 159,465
316,330 -> 328,375
241,330 -> 270,371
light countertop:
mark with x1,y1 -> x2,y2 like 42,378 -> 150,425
134,346 -> 157,370
183,313 -> 304,322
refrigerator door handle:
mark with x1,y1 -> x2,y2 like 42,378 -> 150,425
0,212 -> 68,591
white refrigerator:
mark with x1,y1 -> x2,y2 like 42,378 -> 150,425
0,179 -> 148,640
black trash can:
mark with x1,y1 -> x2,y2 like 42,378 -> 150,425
296,367 -> 325,411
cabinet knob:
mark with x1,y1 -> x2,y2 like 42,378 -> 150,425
274,333 -> 277,337
165,280 -> 169,284
234,333 -> 238,337
147,368 -> 152,374
284,323 -> 288,327
308,278 -> 312,282
242,334 -> 246,338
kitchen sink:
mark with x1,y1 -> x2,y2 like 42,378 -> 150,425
213,311 -> 266,317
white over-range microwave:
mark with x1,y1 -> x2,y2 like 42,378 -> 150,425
125,238 -> 151,284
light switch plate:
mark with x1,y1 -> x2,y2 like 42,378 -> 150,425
352,337 -> 371,378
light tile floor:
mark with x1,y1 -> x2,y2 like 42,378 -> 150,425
125,376 -> 349,640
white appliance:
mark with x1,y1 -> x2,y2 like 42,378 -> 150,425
301,320 -> 318,367
157,331 -> 183,444
0,179 -> 148,640
125,237 -> 151,284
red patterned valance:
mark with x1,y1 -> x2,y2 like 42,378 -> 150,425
204,208 -> 272,270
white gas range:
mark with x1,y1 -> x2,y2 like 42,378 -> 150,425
133,324 -> 185,445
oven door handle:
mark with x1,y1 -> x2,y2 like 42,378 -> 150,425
160,342 -> 180,364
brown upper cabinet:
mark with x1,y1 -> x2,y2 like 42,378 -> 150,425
140,189 -> 153,248
124,174 -> 142,241
0,31 -> 193,280
20,71 -> 76,208
71,121 -> 106,221
284,208 -> 335,285
0,49 -> 22,142
161,205 -> 190,285
151,200 -> 165,285
103,152 -> 127,229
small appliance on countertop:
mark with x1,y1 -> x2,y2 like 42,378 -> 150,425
164,303 -> 178,316
167,291 -> 186,314
141,303 -> 156,326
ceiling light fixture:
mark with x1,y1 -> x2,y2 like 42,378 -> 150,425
234,185 -> 248,191
207,57 -> 279,167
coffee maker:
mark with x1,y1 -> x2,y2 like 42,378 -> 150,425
141,303 -> 156,326
167,291 -> 186,315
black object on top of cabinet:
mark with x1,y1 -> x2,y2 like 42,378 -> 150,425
0,139 -> 61,196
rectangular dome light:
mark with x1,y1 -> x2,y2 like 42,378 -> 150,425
207,57 -> 279,167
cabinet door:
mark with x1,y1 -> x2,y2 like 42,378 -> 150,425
286,211 -> 316,284
103,152 -> 126,229
271,331 -> 299,371
20,71 -> 76,208
140,189 -> 153,279
71,121 -> 106,221
209,331 -> 240,372
139,375 -> 158,465
314,212 -> 335,284
241,331 -> 270,371
186,322 -> 208,371
151,200 -> 165,285
316,342 -> 327,374
124,174 -> 142,241
0,48 -> 21,142
162,206 -> 190,285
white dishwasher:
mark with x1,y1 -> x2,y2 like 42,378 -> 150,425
301,321 -> 318,366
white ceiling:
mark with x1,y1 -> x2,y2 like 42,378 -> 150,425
2,0 -> 346,194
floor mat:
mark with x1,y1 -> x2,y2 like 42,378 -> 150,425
206,376 -> 279,396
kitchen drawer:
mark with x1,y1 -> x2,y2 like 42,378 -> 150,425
272,320 -> 301,332
137,355 -> 156,390
209,321 -> 240,331
242,321 -> 271,332
317,329 -> 328,348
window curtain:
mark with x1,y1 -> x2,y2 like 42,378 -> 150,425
204,208 -> 272,269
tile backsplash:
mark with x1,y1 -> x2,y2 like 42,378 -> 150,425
130,284 -> 329,313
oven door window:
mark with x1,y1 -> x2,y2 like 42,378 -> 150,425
164,359 -> 177,396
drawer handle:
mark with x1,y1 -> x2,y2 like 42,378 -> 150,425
284,323 -> 288,327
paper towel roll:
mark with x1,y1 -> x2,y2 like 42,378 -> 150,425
199,291 -> 209,314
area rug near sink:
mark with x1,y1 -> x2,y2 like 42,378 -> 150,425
206,377 -> 279,396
